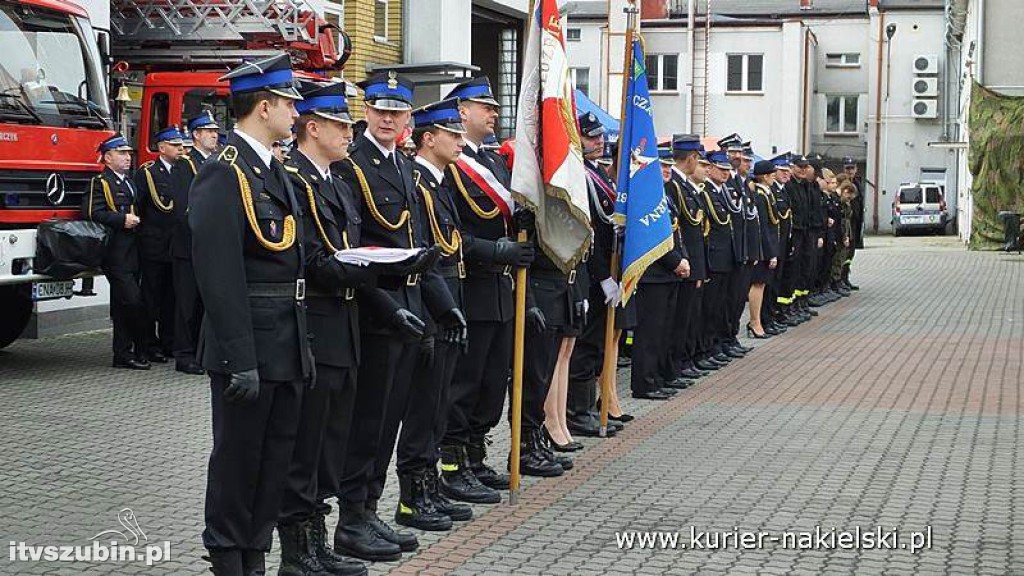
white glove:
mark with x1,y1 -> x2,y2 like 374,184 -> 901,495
600,277 -> 621,307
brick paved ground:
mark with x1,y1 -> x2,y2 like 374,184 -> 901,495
0,235 -> 1021,575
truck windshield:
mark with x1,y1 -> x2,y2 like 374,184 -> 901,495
0,3 -> 110,128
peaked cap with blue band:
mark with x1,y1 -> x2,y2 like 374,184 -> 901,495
358,70 -> 414,111
98,134 -> 133,153
296,80 -> 354,124
578,112 -> 605,138
219,53 -> 302,100
706,149 -> 732,169
413,98 -> 465,134
658,143 -> 674,165
444,76 -> 499,107
770,152 -> 792,170
154,126 -> 184,144
187,111 -> 220,132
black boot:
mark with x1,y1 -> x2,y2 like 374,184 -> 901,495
439,443 -> 501,504
309,514 -> 367,576
394,471 -> 453,531
426,467 -> 473,521
332,504 -> 402,563
241,551 -> 265,576
204,549 -> 243,576
514,430 -> 563,477
467,436 -> 510,490
534,429 -> 573,470
365,502 -> 418,552
277,522 -> 330,576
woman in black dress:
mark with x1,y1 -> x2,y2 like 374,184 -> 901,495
747,160 -> 780,338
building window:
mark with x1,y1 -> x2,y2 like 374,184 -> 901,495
644,54 -> 679,92
147,92 -> 169,152
498,27 -> 519,139
570,68 -> 590,96
826,94 -> 859,134
726,54 -> 764,93
374,0 -> 388,41
825,53 -> 861,68
323,1 -> 345,74
567,27 -> 581,42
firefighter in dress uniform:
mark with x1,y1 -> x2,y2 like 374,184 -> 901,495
438,77 -> 536,504
331,71 -> 452,563
188,53 -> 310,576
135,126 -> 183,363
170,111 -> 221,375
86,134 -> 149,370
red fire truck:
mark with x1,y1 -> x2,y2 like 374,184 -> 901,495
109,0 -> 347,164
0,0 -> 112,348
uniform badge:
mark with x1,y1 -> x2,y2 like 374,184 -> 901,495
253,166 -> 262,175
269,220 -> 279,239
387,70 -> 398,89
259,192 -> 271,200
372,158 -> 380,165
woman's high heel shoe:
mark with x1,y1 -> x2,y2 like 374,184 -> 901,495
544,427 -> 583,452
746,323 -> 770,339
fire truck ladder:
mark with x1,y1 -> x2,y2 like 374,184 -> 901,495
110,0 -> 327,67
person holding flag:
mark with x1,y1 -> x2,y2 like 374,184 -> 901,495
612,35 -> 687,401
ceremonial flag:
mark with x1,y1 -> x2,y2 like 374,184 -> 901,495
613,38 -> 674,304
510,0 -> 591,272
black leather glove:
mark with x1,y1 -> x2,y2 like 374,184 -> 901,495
514,209 -> 536,233
419,335 -> 435,366
391,308 -> 426,342
526,306 -> 547,333
493,238 -> 535,267
224,369 -> 260,404
440,308 -> 469,352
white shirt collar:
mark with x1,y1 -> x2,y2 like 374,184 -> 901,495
195,147 -> 210,160
233,127 -> 273,169
159,157 -> 174,172
363,129 -> 396,158
311,158 -> 331,182
414,156 -> 446,184
671,166 -> 687,181
463,140 -> 480,154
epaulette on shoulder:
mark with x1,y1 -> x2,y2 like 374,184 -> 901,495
217,145 -> 239,165
140,160 -> 155,169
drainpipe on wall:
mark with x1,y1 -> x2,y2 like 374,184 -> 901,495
976,0 -> 984,84
872,10 -> 885,233
685,0 -> 695,133
801,27 -> 816,153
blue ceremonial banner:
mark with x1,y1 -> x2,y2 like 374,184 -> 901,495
613,37 -> 673,304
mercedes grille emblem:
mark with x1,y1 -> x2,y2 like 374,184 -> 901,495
45,173 -> 66,206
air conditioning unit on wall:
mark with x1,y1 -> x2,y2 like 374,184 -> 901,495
912,99 -> 938,119
913,77 -> 939,97
913,55 -> 939,75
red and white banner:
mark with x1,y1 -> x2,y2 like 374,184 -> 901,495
510,0 -> 591,273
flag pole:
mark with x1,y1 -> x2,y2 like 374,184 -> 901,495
509,0 -> 538,507
599,0 -> 639,438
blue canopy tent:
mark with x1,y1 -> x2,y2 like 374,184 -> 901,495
574,89 -> 620,139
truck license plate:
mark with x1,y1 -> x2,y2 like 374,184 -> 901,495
32,280 -> 75,301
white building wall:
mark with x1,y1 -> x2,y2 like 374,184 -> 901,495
564,20 -> 607,108
644,27 -> 689,137
809,18 -> 871,160
864,10 -> 949,233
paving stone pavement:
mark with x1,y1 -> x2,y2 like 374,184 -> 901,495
0,235 -> 1021,575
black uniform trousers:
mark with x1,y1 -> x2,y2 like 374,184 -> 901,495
802,231 -> 821,294
280,364 -> 356,525
630,283 -> 678,394
687,284 -> 705,360
367,339 -> 422,507
203,373 -> 303,551
728,263 -> 752,344
106,266 -> 148,362
567,282 -> 608,420
702,272 -> 732,355
666,281 -> 700,378
172,256 -> 203,361
337,334 -> 407,510
445,319 -> 513,446
522,326 -> 561,431
428,340 -> 462,461
141,257 -> 175,354
783,229 -> 806,299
